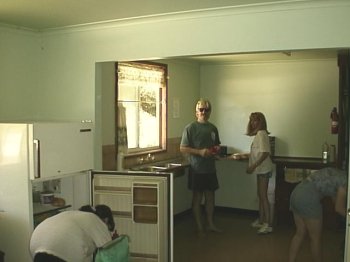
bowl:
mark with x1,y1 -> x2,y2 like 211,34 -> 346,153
40,192 -> 54,205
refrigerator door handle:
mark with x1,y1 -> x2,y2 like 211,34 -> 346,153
34,139 -> 41,178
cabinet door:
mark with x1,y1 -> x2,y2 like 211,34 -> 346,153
32,122 -> 93,179
133,185 -> 158,223
93,174 -> 168,262
274,174 -> 298,225
173,172 -> 191,215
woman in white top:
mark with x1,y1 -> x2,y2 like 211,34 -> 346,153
232,112 -> 273,234
30,205 -> 115,262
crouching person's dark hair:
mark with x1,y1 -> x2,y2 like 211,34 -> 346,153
79,204 -> 115,232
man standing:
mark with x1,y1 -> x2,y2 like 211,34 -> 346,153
180,98 -> 221,236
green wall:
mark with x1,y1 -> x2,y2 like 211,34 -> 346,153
201,59 -> 338,157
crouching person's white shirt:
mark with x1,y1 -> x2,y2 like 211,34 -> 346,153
30,211 -> 112,262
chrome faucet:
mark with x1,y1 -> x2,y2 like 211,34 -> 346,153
136,153 -> 155,164
145,153 -> 155,161
137,156 -> 144,164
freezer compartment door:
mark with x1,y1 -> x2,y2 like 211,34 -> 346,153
32,122 -> 93,179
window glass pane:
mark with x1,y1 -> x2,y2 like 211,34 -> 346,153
117,62 -> 166,154
139,85 -> 159,148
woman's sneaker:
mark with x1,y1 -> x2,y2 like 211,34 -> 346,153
257,223 -> 273,234
251,219 -> 264,228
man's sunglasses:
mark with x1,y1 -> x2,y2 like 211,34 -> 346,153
198,108 -> 210,113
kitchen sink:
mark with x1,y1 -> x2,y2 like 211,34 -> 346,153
130,161 -> 188,173
132,166 -> 166,172
152,163 -> 183,169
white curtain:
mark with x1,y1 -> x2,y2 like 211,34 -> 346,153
117,103 -> 128,154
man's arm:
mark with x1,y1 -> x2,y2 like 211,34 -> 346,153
180,145 -> 211,158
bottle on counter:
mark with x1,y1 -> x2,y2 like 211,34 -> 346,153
322,142 -> 329,163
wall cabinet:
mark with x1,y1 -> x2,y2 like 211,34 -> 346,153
92,173 -> 168,262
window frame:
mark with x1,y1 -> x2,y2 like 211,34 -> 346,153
115,61 -> 168,156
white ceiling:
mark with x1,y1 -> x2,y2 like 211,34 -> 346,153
0,0 -> 339,62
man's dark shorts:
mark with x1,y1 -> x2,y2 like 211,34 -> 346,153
188,169 -> 219,191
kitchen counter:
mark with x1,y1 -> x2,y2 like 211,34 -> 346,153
272,156 -> 336,169
218,155 -> 337,167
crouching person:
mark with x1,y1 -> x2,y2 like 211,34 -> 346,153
30,205 -> 116,262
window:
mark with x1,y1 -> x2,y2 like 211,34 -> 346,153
116,61 -> 167,155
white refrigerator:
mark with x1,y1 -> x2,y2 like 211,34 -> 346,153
0,122 -> 94,262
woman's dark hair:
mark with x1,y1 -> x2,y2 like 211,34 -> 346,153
79,204 -> 115,232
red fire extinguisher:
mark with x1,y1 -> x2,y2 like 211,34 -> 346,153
330,107 -> 339,134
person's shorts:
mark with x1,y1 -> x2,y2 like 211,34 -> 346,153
290,180 -> 322,219
188,169 -> 219,192
257,171 -> 272,179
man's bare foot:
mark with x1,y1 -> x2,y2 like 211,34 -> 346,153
207,225 -> 222,233
197,230 -> 206,237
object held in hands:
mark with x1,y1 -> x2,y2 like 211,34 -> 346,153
232,153 -> 248,160
111,230 -> 119,240
209,145 -> 220,155
232,153 -> 241,160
